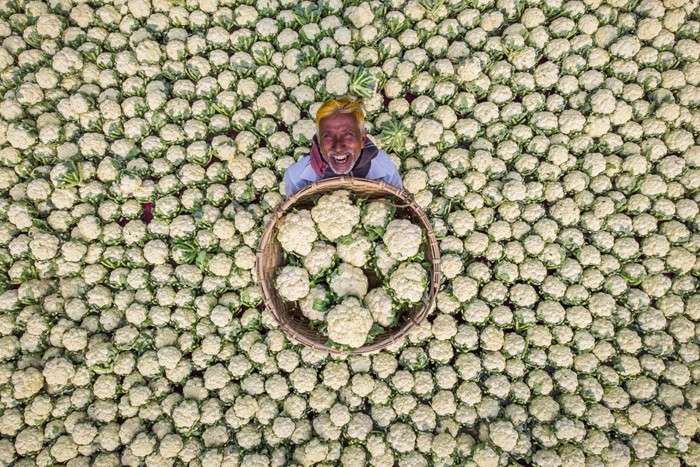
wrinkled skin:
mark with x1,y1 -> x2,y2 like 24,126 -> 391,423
318,112 -> 365,175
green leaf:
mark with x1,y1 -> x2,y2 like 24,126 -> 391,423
55,161 -> 83,188
283,251 -> 302,267
364,226 -> 385,242
336,234 -> 355,246
349,68 -> 377,98
308,319 -> 328,335
380,119 -> 409,153
312,298 -> 330,313
294,4 -> 322,25
100,258 -> 124,270
367,323 -> 386,343
195,251 -> 209,271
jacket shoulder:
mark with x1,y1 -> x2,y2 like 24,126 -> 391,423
288,154 -> 311,171
370,150 -> 400,173
284,155 -> 311,180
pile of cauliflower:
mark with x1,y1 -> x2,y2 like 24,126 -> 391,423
0,0 -> 699,464
274,190 -> 428,348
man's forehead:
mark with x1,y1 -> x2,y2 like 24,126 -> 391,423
319,113 -> 360,130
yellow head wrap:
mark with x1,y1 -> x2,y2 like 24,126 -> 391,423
315,97 -> 365,127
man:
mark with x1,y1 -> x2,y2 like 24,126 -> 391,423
284,97 -> 403,197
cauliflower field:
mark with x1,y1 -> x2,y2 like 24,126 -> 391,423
274,190 -> 429,348
0,0 -> 699,464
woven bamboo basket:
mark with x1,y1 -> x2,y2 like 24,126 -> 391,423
256,177 -> 441,354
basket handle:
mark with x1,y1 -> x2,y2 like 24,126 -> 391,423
386,200 -> 412,209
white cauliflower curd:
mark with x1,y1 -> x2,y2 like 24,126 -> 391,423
329,262 -> 368,299
336,231 -> 372,267
299,285 -> 332,321
389,262 -> 428,303
302,241 -> 337,277
310,190 -> 360,241
383,219 -> 423,260
364,288 -> 396,327
277,209 -> 317,256
361,200 -> 394,233
275,266 -> 310,301
374,244 -> 398,277
326,297 -> 373,348
325,68 -> 350,96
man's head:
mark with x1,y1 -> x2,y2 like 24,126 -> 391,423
315,97 -> 366,175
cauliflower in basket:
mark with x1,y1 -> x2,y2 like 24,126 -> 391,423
303,241 -> 336,277
277,209 -> 317,256
389,262 -> 428,303
299,285 -> 332,321
310,190 -> 360,241
364,287 -> 396,327
383,219 -> 422,260
374,244 -> 398,277
275,266 -> 310,301
336,232 -> 372,268
326,296 -> 373,348
329,262 -> 368,298
271,189 -> 435,349
361,200 -> 394,235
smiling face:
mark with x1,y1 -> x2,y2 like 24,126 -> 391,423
318,111 -> 365,175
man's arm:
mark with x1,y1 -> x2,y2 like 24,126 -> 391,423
382,163 -> 403,190
370,152 -> 403,190
283,156 -> 313,197
283,169 -> 301,197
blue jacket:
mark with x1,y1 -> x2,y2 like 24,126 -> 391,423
283,140 -> 403,197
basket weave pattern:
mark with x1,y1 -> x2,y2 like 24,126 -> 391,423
256,177 -> 441,354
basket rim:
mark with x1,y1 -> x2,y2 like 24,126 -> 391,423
256,176 -> 441,355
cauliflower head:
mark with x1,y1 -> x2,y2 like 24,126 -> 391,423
302,241 -> 337,277
364,287 -> 396,327
336,232 -> 372,268
361,200 -> 394,233
374,244 -> 398,277
389,262 -> 428,303
329,262 -> 368,299
310,190 -> 360,241
277,209 -> 318,256
326,296 -> 373,348
383,219 -> 422,261
275,266 -> 310,301
299,285 -> 332,321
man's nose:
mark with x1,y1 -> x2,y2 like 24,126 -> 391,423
330,138 -> 344,152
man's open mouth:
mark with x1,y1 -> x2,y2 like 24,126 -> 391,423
331,153 -> 351,164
